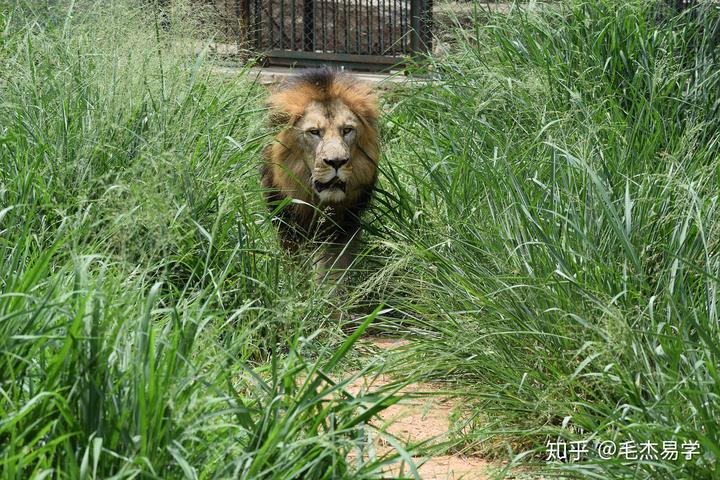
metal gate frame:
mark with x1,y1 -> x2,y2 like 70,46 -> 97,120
239,0 -> 433,71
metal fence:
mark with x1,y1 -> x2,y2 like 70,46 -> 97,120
233,0 -> 433,70
196,0 -> 704,70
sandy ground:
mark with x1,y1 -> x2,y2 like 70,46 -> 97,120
347,337 -> 494,480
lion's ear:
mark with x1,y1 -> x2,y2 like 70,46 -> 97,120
334,81 -> 379,126
268,87 -> 313,128
268,109 -> 292,128
355,94 -> 380,131
358,100 -> 379,127
360,94 -> 380,125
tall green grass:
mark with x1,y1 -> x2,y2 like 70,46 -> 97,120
3,0 -> 719,478
0,2 -> 407,478
372,1 -> 719,478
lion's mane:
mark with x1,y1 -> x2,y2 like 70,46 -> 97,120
261,68 -> 380,251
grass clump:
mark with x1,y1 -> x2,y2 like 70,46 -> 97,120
372,1 -> 720,478
3,0 -> 720,479
0,1 -> 403,478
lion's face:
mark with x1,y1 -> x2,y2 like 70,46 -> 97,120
264,69 -> 379,209
295,99 -> 360,203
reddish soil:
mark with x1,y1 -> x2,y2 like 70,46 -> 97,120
347,337 -> 494,480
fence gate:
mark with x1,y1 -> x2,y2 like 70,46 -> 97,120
237,1 -> 433,71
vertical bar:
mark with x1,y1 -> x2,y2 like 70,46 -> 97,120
389,0 -> 394,55
392,0 -> 397,55
367,0 -> 372,55
379,0 -> 384,54
333,0 -> 337,53
268,0 -> 274,48
254,0 -> 261,49
291,1 -> 296,49
280,0 -> 285,49
400,0 -> 406,54
303,0 -> 314,51
344,0 -> 350,53
235,0 -> 240,48
239,0 -> 250,49
410,0 -> 431,54
320,0 -> 326,51
325,0 -> 329,52
397,0 -> 401,54
422,0 -> 433,53
410,0 -> 418,53
355,0 -> 360,54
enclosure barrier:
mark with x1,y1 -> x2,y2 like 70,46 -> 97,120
217,0 -> 433,71
195,0 -> 704,70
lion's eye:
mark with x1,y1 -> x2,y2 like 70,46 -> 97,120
342,127 -> 354,135
308,129 -> 321,136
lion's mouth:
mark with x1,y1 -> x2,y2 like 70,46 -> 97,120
314,178 -> 346,193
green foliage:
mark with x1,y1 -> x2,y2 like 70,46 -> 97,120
0,1 -> 403,478
374,1 -> 720,478
2,0 -> 719,479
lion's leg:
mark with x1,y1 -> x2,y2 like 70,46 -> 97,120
314,233 -> 360,284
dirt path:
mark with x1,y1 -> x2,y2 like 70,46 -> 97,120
349,337 -> 495,480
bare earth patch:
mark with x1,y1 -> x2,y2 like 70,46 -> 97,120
347,337 -> 494,480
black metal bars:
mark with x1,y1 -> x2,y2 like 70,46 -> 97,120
240,0 -> 433,71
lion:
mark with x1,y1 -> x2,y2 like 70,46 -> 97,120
260,68 -> 380,282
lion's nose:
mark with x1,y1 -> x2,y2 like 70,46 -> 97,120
323,158 -> 349,170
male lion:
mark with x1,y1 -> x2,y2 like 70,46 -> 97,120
261,68 -> 380,281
